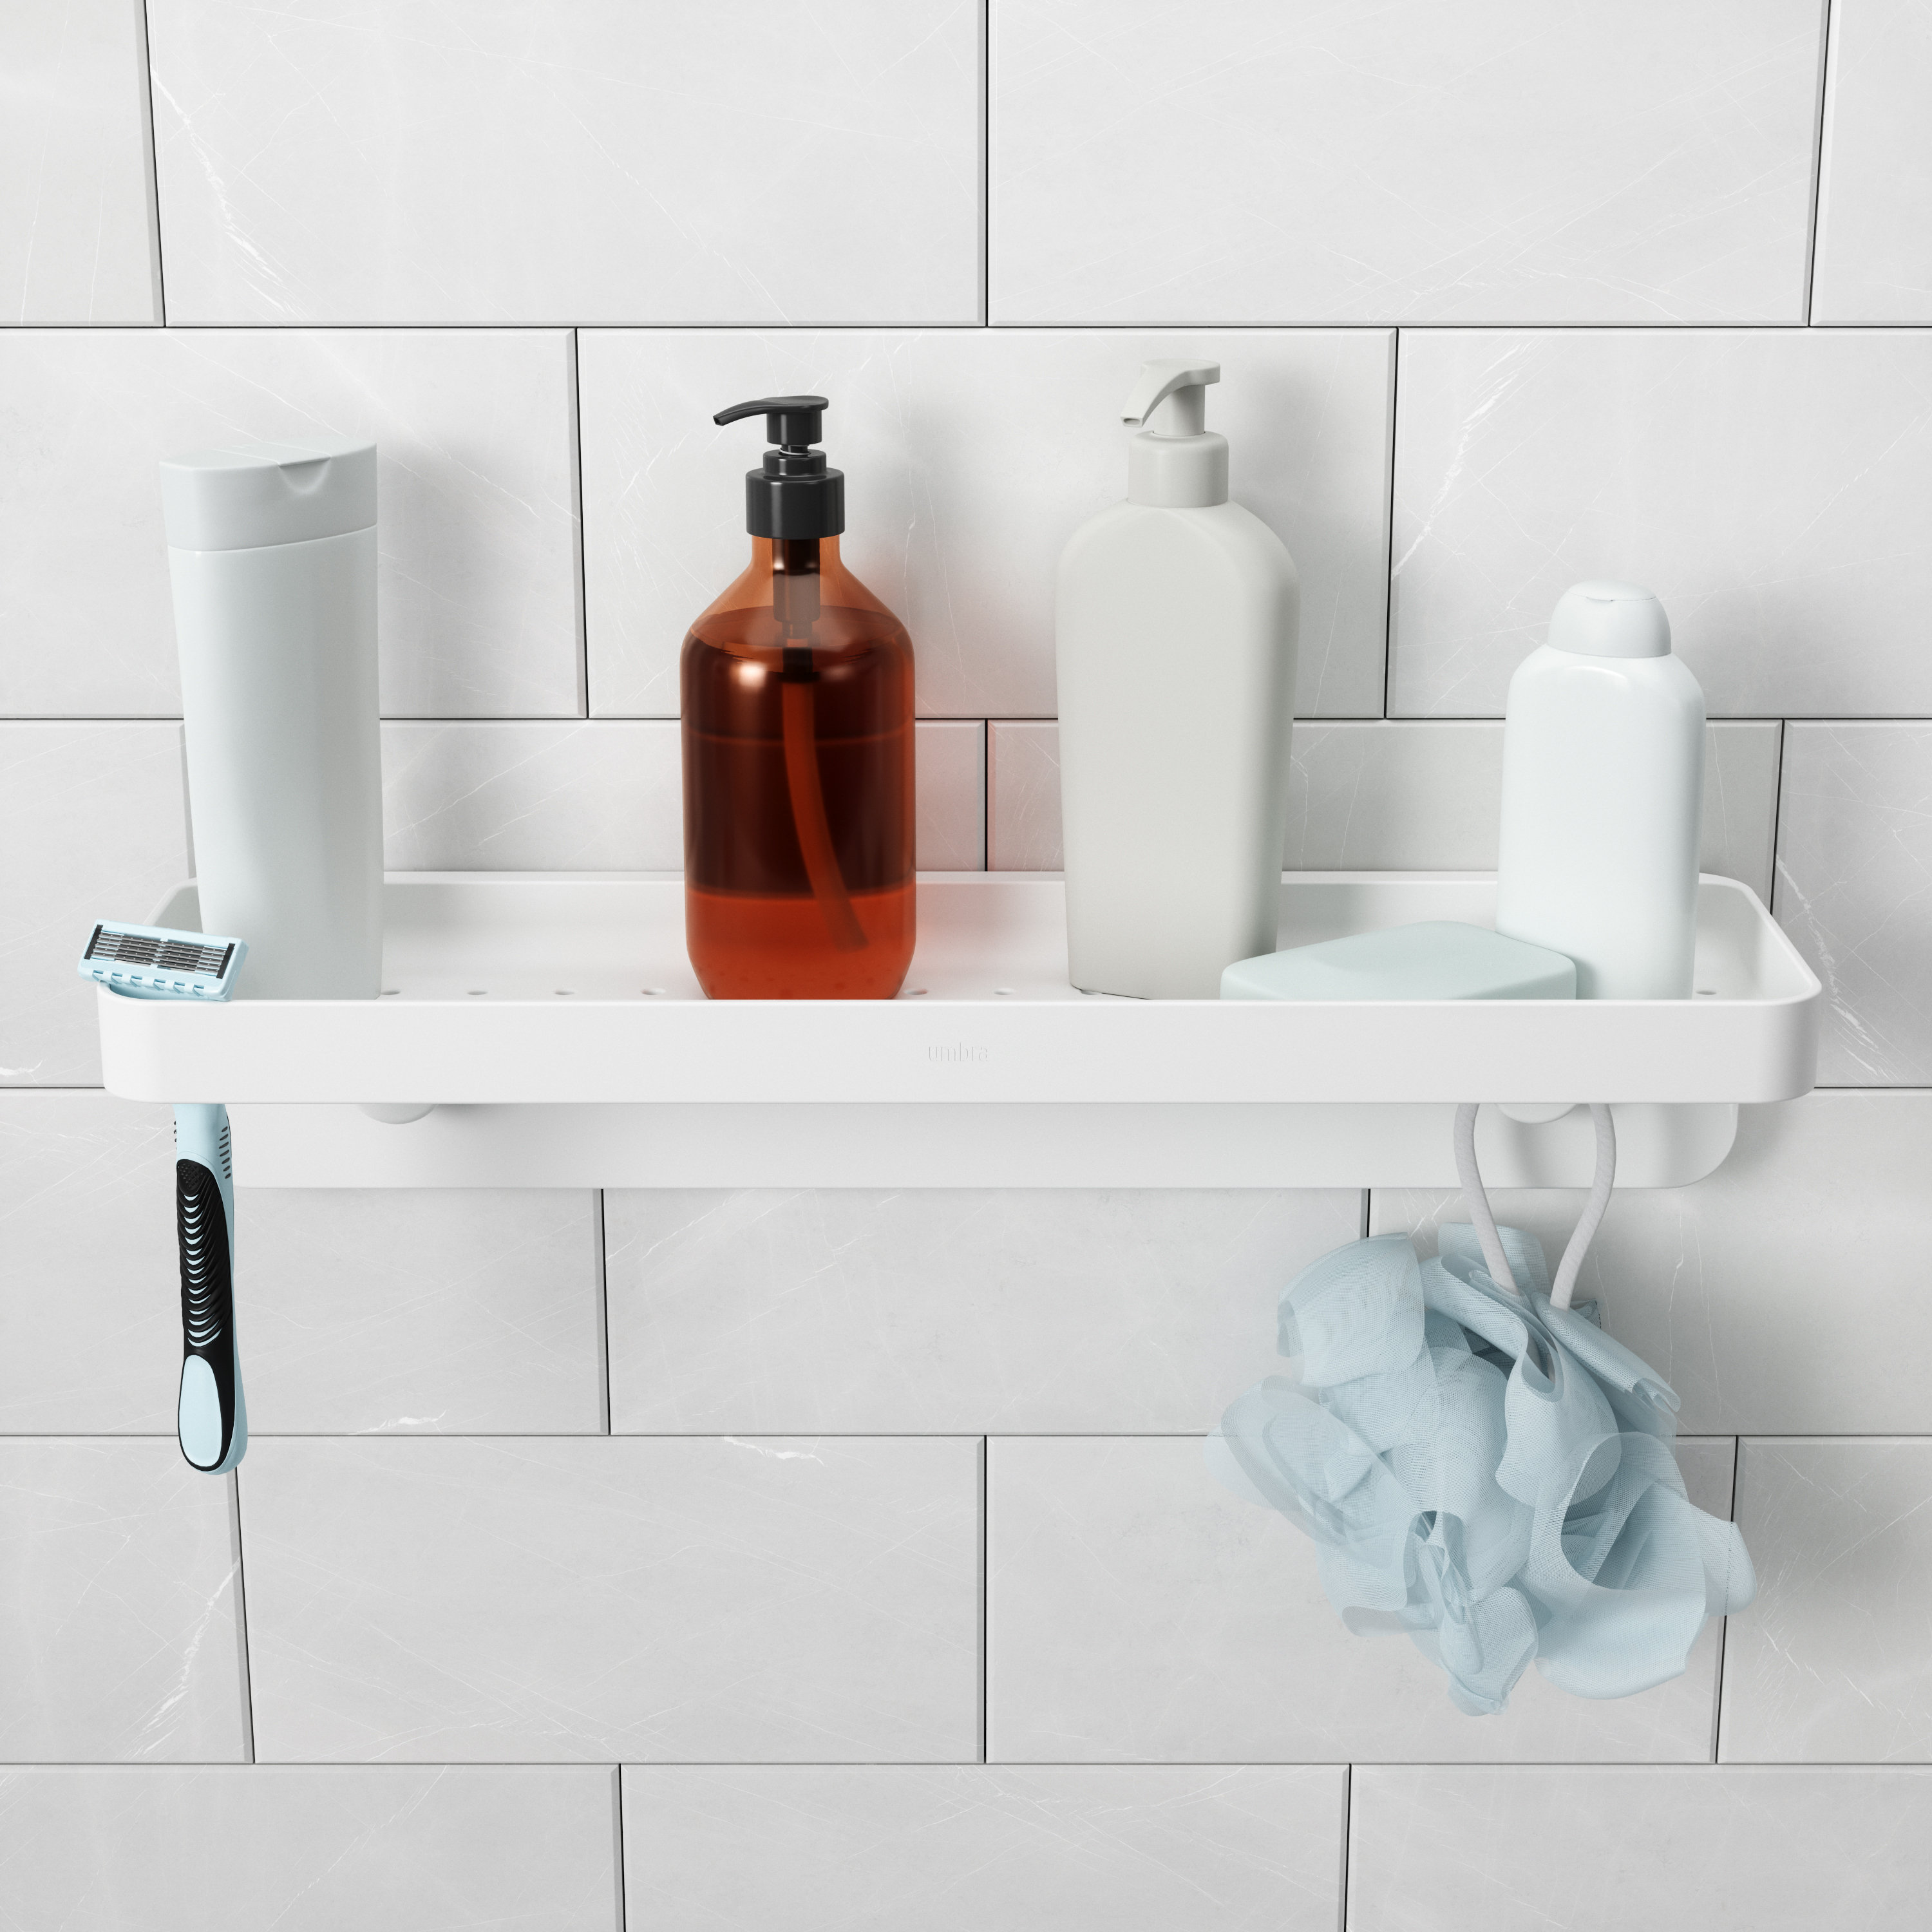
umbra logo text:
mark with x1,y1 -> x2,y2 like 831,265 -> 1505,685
928,1043 -> 990,1063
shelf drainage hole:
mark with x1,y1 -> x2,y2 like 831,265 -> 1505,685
1696,988 -> 1717,997
467,989 -> 488,997
906,988 -> 927,998
554,989 -> 575,997
993,987 -> 1014,996
381,989 -> 399,997
640,987 -> 665,997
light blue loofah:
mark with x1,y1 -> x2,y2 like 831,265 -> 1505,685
1207,1112 -> 1756,1717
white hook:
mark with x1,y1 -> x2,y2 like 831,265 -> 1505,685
1452,1102 -> 1618,1309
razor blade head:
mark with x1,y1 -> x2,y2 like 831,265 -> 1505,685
79,922 -> 247,1001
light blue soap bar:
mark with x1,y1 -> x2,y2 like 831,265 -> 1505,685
1220,921 -> 1577,1001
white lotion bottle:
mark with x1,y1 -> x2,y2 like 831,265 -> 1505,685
160,441 -> 383,998
1056,360 -> 1300,997
1495,582 -> 1705,998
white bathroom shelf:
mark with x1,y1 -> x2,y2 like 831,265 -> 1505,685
95,871 -> 1820,1189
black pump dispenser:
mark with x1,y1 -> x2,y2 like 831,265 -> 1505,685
714,394 -> 846,539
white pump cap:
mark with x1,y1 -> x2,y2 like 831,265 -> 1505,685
160,440 -> 377,552
1123,359 -> 1229,509
1547,580 -> 1672,659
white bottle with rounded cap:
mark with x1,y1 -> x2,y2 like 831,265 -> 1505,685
1495,581 -> 1705,999
1056,359 -> 1300,998
159,440 -> 382,999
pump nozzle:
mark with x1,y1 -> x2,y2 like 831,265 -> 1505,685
714,394 -> 828,446
1123,359 -> 1221,437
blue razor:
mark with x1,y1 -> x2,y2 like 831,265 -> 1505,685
79,922 -> 250,1474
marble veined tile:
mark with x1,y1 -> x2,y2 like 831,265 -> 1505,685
1370,1094 -> 1932,1437
1,723 -> 188,1089
992,0 -> 1821,322
1390,330 -> 1932,717
147,0 -> 979,323
1812,0 -> 1932,321
1774,723 -> 1932,1085
0,328 -> 580,718
623,1765 -> 1345,1932
579,328 -> 1393,721
987,1435 -> 1734,1763
0,1 -> 158,322
242,1436 -> 980,1763
1349,1766 -> 1932,1931
0,1440 -> 248,1763
1722,1438 -> 1932,1763
0,1766 -> 619,1929
605,1189 -> 1363,1434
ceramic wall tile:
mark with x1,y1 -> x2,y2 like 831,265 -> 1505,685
0,723 -> 187,1089
579,328 -> 1393,721
383,719 -> 981,873
0,1092 -> 179,1432
146,1 -> 979,325
0,1440 -> 247,1763
1721,1438 -> 1932,1763
0,1 -> 158,323
986,1435 -> 1733,1763
1349,1766 -> 1932,1931
605,1189 -> 1361,1434
242,1436 -> 980,1763
982,720 -> 1780,895
1812,1 -> 1932,321
0,1766 -> 620,1930
0,329 -> 580,719
1774,723 -> 1932,1085
1370,1093 -> 1932,1436
241,1191 -> 604,1435
621,1764 -> 1346,1932
991,0 -> 1822,323
1389,330 -> 1932,717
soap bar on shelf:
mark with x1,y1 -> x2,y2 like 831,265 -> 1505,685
1220,921 -> 1577,1001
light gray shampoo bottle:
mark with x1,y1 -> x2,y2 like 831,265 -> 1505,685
1055,361 -> 1300,998
160,441 -> 383,998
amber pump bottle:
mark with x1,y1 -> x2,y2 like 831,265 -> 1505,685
681,396 -> 916,998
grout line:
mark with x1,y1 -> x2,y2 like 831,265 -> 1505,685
10,1428 -> 1932,1441
18,1759 -> 1926,1770
135,1 -> 166,325
1380,330 -> 1400,719
592,1189 -> 612,1434
1711,1435 -> 1743,1764
980,718 -> 992,871
1767,718 -> 1790,922
227,1468 -> 256,1764
979,1435 -> 990,1763
1803,0 -> 1838,326
569,328 -> 591,718
980,0 -> 992,327
1338,1763 -> 1352,1932
612,1764 -> 629,1931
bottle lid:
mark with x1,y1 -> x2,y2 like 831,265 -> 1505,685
1547,581 -> 1672,659
159,440 -> 377,552
714,395 -> 846,539
1123,359 -> 1229,509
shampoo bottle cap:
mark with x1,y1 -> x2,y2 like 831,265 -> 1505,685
159,440 -> 377,552
1547,581 -> 1672,659
714,395 -> 846,539
1123,359 -> 1229,509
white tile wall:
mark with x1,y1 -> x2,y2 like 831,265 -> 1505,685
1390,329 -> 1932,717
240,1436 -> 981,1763
381,718 -> 983,873
146,1 -> 981,325
1722,1438 -> 1932,1763
604,1189 -> 1363,1434
0,1441 -> 247,1762
242,1191 -> 605,1435
986,1435 -> 1736,1764
1,722 -> 187,1088
1813,0 -> 1932,322
984,719 -> 1783,895
0,1766 -> 621,1931
621,1764 -> 1347,1932
1774,723 -> 1932,1084
578,328 -> 1394,720
990,0 -> 1824,323
0,1 -> 158,323
1369,1093 -> 1932,1437
1349,1766 -> 1932,1932
0,329 -> 582,717
11,8 -> 1932,1925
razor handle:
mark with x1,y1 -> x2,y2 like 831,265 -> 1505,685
173,1103 -> 247,1473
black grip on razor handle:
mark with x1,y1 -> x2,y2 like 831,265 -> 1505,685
176,1158 -> 238,1467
